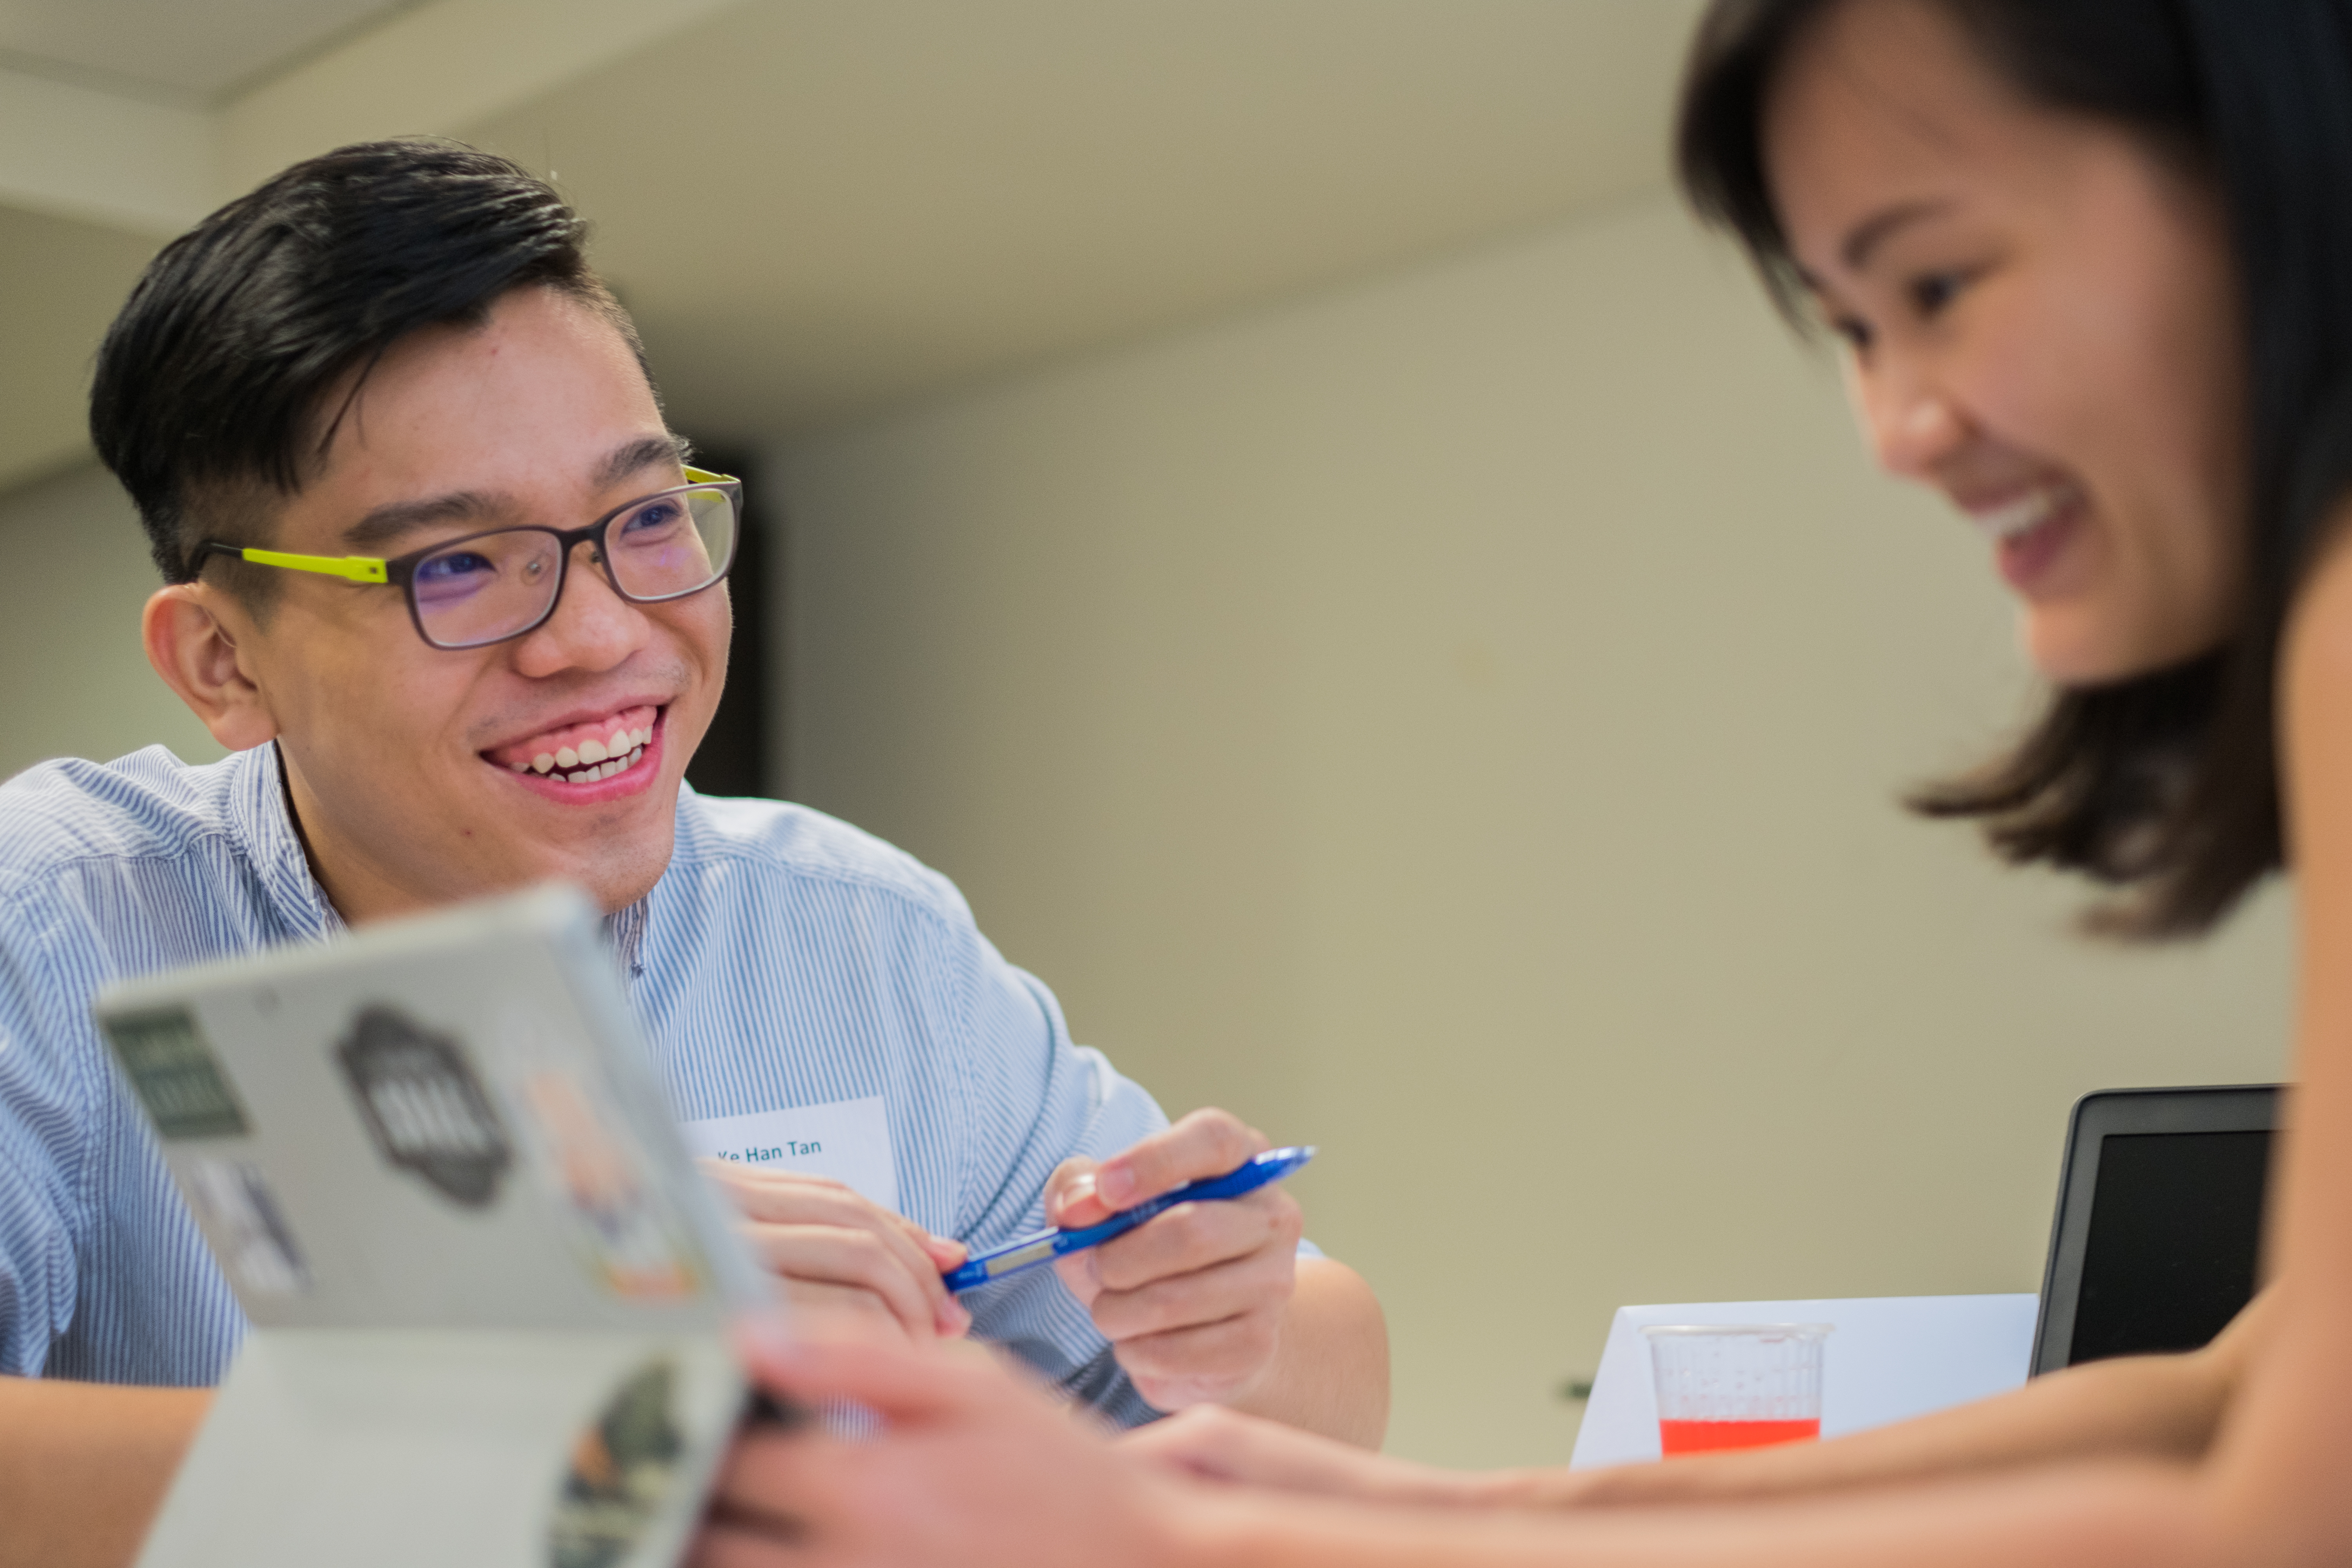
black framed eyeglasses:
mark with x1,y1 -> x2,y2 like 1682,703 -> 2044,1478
194,468 -> 742,651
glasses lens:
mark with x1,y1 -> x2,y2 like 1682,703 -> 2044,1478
411,530 -> 564,648
604,485 -> 737,602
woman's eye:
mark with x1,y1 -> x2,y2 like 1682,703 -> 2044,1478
1830,315 -> 1874,354
1909,269 -> 1971,317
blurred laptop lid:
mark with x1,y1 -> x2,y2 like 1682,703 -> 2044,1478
95,884 -> 772,1568
2031,1084 -> 2278,1377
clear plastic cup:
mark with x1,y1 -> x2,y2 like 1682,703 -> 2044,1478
1642,1323 -> 1831,1457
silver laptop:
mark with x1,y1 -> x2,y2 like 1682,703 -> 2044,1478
94,884 -> 775,1568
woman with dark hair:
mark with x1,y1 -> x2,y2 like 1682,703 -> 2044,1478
697,2 -> 2352,1563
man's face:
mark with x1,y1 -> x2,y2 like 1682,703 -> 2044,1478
208,286 -> 730,920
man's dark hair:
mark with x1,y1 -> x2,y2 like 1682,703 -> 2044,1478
90,136 -> 650,598
1677,0 -> 2352,937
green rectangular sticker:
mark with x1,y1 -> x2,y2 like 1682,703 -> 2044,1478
101,1007 -> 250,1140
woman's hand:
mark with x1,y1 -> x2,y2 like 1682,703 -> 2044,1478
690,1334 -> 1196,1568
1119,1404 -> 1489,1506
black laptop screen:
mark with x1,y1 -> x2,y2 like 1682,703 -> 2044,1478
2069,1129 -> 2271,1365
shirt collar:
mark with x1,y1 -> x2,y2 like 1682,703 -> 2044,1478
605,896 -> 650,978
227,743 -> 342,942
224,742 -> 653,972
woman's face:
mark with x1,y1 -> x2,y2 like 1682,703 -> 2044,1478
1764,0 -> 2247,685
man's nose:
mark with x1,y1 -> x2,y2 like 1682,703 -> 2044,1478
1855,362 -> 1968,481
511,541 -> 650,676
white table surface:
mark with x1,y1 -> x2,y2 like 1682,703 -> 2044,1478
1568,1294 -> 2038,1470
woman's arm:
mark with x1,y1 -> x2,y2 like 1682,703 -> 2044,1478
1114,1291 -> 2267,1510
0,1376 -> 207,1568
1522,1289 -> 2269,1508
696,1336 -> 2229,1568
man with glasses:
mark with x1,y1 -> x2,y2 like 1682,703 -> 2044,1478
0,139 -> 1386,1565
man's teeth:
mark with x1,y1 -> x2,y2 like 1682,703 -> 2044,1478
521,726 -> 653,779
1971,486 -> 2076,541
554,746 -> 645,784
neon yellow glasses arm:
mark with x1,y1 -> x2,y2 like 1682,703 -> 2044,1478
229,547 -> 389,584
212,470 -> 730,586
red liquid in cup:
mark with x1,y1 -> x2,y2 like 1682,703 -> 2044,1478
1658,1417 -> 1821,1456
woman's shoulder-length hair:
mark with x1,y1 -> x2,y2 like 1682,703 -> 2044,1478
1675,0 -> 2352,938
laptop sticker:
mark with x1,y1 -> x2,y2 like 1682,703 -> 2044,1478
337,1003 -> 513,1209
181,1155 -> 312,1297
679,1094 -> 900,1213
101,1006 -> 250,1140
548,1356 -> 685,1568
516,1067 -> 704,1303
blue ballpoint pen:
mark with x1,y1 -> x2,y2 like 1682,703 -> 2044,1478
942,1145 -> 1316,1293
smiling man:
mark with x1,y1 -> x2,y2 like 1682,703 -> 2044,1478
0,140 -> 1385,1568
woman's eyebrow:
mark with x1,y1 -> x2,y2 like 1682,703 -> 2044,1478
1842,198 -> 1955,271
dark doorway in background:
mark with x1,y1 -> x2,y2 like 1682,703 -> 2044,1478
680,445 -> 777,799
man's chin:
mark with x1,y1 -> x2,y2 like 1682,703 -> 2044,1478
553,835 -> 674,915
466,815 -> 676,916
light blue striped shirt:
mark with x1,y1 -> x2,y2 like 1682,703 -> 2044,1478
0,743 -> 1174,1423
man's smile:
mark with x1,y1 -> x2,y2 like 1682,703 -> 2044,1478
484,702 -> 665,796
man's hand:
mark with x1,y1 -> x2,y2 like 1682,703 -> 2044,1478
1045,1109 -> 1303,1412
701,1161 -> 971,1341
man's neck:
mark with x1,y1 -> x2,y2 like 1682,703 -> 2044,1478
275,745 -> 434,927
272,741 -> 661,925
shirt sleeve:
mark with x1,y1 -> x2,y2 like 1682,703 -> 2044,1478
0,899 -> 95,1377
947,936 -> 1170,1426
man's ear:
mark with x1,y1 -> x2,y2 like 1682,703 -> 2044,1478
143,585 -> 280,751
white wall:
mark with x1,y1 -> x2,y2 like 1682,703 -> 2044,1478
0,185 -> 2293,1474
775,191 -> 2295,1468
0,462 -> 223,781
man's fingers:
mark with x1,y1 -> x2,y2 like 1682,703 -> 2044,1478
918,1231 -> 969,1269
703,1160 -> 964,1271
1086,1242 -> 1297,1343
750,1226 -> 961,1341
706,1165 -> 969,1336
1093,1108 -> 1267,1210
1086,1189 -> 1299,1292
1045,1156 -> 1109,1228
713,1167 -> 951,1261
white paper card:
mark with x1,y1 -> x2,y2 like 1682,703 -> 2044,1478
679,1095 -> 900,1214
1569,1294 -> 2037,1470
139,1329 -> 741,1568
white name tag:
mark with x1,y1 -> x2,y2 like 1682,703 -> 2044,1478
678,1095 -> 900,1214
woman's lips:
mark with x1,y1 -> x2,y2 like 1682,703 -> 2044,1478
1994,489 -> 2087,595
1958,482 -> 2089,597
